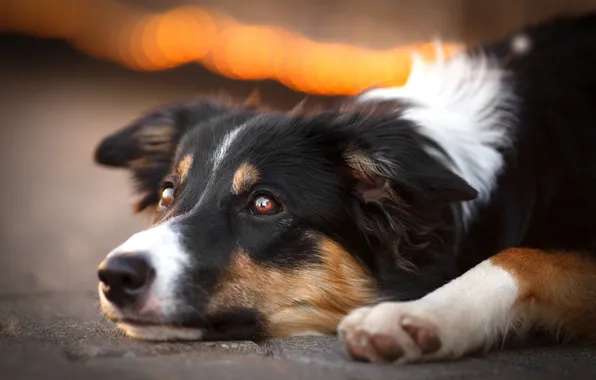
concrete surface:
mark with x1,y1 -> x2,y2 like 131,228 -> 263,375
1,36 -> 596,380
2,291 -> 596,379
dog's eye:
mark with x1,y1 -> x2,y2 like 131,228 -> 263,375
158,175 -> 177,209
159,187 -> 175,208
249,194 -> 281,215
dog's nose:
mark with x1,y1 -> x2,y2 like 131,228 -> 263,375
98,253 -> 155,307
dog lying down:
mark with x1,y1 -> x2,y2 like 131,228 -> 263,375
94,13 -> 596,364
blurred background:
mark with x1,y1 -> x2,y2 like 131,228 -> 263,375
1,0 -> 595,296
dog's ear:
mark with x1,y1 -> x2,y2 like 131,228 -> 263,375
94,98 -> 239,168
305,106 -> 478,266
94,110 -> 175,169
344,140 -> 478,205
94,98 -> 237,212
340,111 -> 477,265
322,103 -> 478,206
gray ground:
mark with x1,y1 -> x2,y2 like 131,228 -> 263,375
2,292 -> 596,380
1,43 -> 596,380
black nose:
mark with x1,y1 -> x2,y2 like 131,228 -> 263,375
98,254 -> 155,307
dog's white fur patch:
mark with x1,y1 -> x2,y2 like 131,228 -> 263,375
338,260 -> 521,363
212,125 -> 245,170
104,222 -> 189,318
196,123 -> 247,206
358,45 -> 518,225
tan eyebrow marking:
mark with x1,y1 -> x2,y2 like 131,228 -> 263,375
177,154 -> 193,183
232,163 -> 260,194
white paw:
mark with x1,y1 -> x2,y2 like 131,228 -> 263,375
337,301 -> 460,364
337,261 -> 519,364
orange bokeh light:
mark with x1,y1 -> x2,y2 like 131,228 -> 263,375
1,0 -> 464,95
222,25 -> 273,80
155,7 -> 216,65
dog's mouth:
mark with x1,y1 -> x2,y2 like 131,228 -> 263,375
110,309 -> 263,341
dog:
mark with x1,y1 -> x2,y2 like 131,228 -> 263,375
94,13 -> 596,364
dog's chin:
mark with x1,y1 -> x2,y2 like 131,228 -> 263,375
111,308 -> 263,341
117,321 -> 205,341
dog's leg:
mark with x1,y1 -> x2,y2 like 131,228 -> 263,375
338,248 -> 596,364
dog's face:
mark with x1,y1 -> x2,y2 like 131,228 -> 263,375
96,98 -> 477,341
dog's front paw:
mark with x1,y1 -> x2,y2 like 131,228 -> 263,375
337,302 -> 457,364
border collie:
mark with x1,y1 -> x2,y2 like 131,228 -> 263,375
94,13 -> 596,363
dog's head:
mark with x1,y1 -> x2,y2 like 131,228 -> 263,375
95,97 -> 477,341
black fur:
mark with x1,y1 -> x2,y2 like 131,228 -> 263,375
95,97 -> 259,211
460,12 -> 596,270
95,13 -> 596,338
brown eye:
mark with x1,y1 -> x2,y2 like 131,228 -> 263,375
159,187 -> 175,208
249,194 -> 281,215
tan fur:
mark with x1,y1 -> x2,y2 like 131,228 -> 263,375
207,236 -> 376,337
128,156 -> 154,170
244,89 -> 262,108
177,154 -> 193,183
288,97 -> 309,117
135,124 -> 174,154
231,163 -> 260,195
344,148 -> 382,182
344,147 -> 407,208
491,248 -> 596,340
288,97 -> 327,117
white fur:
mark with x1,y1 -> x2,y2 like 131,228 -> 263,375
118,323 -> 204,341
358,46 -> 518,225
338,260 -> 522,363
212,126 -> 244,170
101,223 -> 206,340
419,260 -> 520,350
290,330 -> 327,337
102,222 -> 190,319
99,286 -> 204,340
196,124 -> 247,206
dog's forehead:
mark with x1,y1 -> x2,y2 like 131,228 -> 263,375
177,118 -> 238,159
175,114 -> 307,177
178,124 -> 248,178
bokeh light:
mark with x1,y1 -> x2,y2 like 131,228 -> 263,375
0,0 -> 464,95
